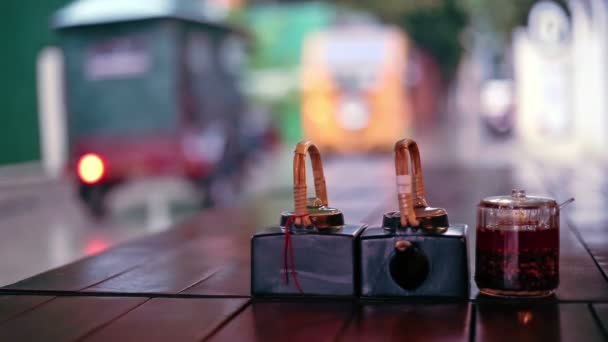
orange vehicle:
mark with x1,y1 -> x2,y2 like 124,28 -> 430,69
300,25 -> 413,153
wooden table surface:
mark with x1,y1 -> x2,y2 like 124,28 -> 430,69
0,166 -> 606,341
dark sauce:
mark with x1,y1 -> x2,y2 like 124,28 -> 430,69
475,225 -> 559,293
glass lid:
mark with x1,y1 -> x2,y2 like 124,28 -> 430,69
479,189 -> 558,209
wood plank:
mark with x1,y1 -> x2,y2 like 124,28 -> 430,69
340,303 -> 470,341
476,303 -> 606,342
181,259 -> 250,296
85,234 -> 249,294
592,304 -> 608,336
567,219 -> 608,279
2,209 -> 252,293
208,301 -> 354,342
539,164 -> 608,278
84,298 -> 248,342
0,296 -> 53,323
126,208 -> 254,248
0,296 -> 146,341
0,216 -> 207,292
555,222 -> 608,301
2,246 -> 153,292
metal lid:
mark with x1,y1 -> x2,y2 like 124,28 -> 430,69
280,197 -> 344,230
382,207 -> 449,234
479,189 -> 557,209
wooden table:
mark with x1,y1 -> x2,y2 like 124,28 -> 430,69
0,166 -> 606,341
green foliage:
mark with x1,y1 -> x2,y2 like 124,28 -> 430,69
334,0 -> 570,82
244,3 -> 336,69
400,1 -> 468,82
464,0 -> 569,42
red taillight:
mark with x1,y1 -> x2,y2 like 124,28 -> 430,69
77,153 -> 105,184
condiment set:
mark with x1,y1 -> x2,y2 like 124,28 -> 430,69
251,139 -> 572,299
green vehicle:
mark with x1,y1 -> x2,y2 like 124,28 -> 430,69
54,0 -> 248,216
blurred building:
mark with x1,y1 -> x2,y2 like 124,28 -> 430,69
513,0 -> 608,162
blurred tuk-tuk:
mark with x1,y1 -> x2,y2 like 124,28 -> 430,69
300,24 -> 413,153
54,0 -> 248,216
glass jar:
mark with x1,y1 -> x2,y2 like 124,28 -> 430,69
475,190 -> 569,298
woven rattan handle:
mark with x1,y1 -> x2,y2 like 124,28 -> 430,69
395,139 -> 419,227
293,141 -> 328,225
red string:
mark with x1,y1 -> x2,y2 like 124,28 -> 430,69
283,214 -> 309,293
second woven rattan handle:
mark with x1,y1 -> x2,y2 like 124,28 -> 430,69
395,139 -> 419,227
